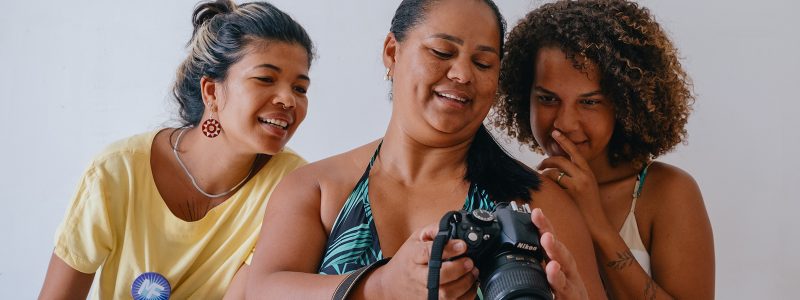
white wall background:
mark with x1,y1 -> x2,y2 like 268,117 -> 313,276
1,0 -> 797,298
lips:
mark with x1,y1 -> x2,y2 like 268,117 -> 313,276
257,112 -> 293,130
435,86 -> 473,102
258,117 -> 289,129
435,91 -> 470,103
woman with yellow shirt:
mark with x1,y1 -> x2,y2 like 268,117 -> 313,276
38,1 -> 313,298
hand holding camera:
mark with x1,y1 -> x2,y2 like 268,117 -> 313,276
427,202 -> 591,300
428,202 -> 553,300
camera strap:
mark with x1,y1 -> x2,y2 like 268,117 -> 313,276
428,211 -> 460,300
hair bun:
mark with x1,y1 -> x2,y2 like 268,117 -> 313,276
192,0 -> 236,32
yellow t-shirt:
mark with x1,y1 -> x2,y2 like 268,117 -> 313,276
53,131 -> 306,299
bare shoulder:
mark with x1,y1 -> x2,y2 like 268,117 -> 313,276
641,165 -> 714,298
302,141 -> 379,190
269,140 -> 382,206
293,139 -> 382,229
640,161 -> 704,213
529,175 -> 581,221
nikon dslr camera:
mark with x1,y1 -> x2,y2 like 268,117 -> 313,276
443,202 -> 552,300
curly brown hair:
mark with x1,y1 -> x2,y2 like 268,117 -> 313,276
492,0 -> 693,167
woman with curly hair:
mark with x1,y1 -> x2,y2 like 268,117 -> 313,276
493,0 -> 714,298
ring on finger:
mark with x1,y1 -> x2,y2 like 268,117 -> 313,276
556,171 -> 567,184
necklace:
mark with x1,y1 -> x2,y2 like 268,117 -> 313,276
172,128 -> 255,198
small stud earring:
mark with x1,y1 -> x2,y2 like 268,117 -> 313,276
384,68 -> 392,81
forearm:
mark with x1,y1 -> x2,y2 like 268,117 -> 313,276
592,231 -> 674,300
246,270 -> 385,300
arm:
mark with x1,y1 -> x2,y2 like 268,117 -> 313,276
224,264 -> 249,300
245,164 -> 477,299
533,179 -> 608,300
589,166 -> 714,299
39,253 -> 94,300
540,131 -> 714,299
244,166 -> 345,299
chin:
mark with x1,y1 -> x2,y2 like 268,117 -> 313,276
253,139 -> 287,155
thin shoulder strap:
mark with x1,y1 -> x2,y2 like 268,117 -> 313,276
630,161 -> 654,211
326,141 -> 383,232
367,141 -> 382,169
356,141 -> 382,181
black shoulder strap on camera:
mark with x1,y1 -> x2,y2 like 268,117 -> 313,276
428,211 -> 459,300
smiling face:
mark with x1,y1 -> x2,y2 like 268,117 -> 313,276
205,41 -> 310,155
530,47 -> 616,165
385,0 -> 501,144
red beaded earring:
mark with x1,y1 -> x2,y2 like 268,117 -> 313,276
201,105 -> 221,138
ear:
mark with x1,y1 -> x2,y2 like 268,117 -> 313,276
382,33 -> 398,72
200,76 -> 218,109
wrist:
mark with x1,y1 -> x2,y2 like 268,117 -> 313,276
353,264 -> 387,299
582,213 -> 616,241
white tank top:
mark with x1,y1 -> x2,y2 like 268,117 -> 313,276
617,163 -> 652,275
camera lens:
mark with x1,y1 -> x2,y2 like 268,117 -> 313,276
480,253 -> 552,300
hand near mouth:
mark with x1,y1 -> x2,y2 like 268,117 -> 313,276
537,130 -> 609,230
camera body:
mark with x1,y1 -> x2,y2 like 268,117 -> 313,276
448,202 -> 552,300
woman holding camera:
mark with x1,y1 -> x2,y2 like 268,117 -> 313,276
243,0 -> 605,299
493,1 -> 714,298
39,1 -> 313,298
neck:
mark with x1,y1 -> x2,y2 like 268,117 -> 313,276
376,122 -> 474,185
587,153 -> 638,185
173,127 -> 260,195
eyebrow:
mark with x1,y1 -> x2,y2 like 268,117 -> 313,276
254,64 -> 310,81
579,90 -> 603,97
534,86 -> 603,97
429,33 -> 499,55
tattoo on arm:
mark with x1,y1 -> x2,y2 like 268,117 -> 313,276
644,277 -> 657,300
605,250 -> 635,270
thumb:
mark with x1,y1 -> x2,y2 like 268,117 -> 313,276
418,223 -> 441,242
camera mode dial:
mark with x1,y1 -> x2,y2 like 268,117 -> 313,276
469,209 -> 495,225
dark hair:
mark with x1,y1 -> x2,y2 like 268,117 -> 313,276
390,0 -> 540,203
173,0 -> 314,126
493,0 -> 693,168
390,0 -> 506,59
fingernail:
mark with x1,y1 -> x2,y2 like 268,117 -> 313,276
551,130 -> 561,138
550,233 -> 556,244
455,241 -> 466,251
472,268 -> 480,278
464,259 -> 473,270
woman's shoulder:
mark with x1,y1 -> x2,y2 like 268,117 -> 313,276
267,140 -> 382,226
296,139 -> 382,185
87,130 -> 159,171
639,161 -> 707,222
527,175 -> 582,221
643,161 -> 702,202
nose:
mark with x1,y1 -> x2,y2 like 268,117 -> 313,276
553,104 -> 580,134
273,89 -> 296,110
447,57 -> 474,84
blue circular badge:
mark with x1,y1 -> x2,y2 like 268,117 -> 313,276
131,272 -> 171,300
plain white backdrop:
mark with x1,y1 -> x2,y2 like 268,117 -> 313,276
1,0 -> 798,298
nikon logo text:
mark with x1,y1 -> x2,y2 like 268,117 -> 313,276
516,242 -> 538,251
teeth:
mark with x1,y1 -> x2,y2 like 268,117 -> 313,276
260,118 -> 288,129
437,92 -> 468,103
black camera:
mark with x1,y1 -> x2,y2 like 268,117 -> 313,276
431,202 -> 552,300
